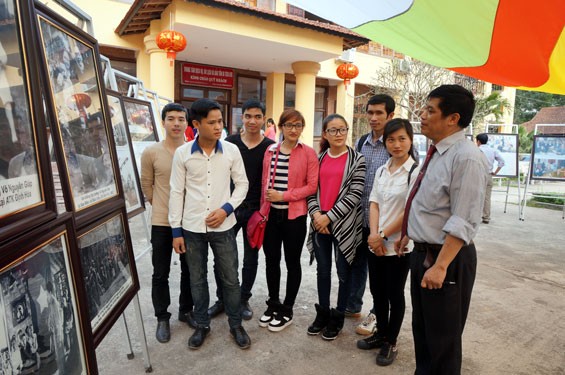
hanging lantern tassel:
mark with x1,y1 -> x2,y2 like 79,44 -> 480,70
156,30 -> 187,67
336,62 -> 359,89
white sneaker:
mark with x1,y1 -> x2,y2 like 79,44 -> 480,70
355,312 -> 376,335
268,313 -> 293,332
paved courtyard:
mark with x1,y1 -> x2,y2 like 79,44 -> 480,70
96,184 -> 565,374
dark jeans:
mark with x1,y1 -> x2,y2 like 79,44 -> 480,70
411,243 -> 477,375
151,226 -> 192,321
263,208 -> 307,307
313,232 -> 351,312
184,229 -> 241,329
345,227 -> 369,313
368,251 -> 411,344
214,204 -> 258,302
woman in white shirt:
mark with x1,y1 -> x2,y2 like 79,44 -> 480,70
356,118 -> 420,367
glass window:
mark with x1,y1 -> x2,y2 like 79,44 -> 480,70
183,88 -> 204,99
314,87 -> 326,136
285,83 -> 296,108
238,77 -> 261,102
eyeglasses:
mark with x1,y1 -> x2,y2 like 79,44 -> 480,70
282,123 -> 304,130
325,127 -> 349,136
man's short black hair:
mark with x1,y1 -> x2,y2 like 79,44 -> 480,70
366,94 -> 395,115
241,99 -> 266,115
190,98 -> 222,122
428,85 -> 475,128
476,133 -> 488,145
161,103 -> 188,121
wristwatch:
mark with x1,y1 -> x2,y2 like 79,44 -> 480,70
379,230 -> 388,241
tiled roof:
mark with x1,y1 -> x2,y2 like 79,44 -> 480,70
522,106 -> 565,134
116,0 -> 369,49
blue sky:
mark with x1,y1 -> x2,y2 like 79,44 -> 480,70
285,0 -> 414,28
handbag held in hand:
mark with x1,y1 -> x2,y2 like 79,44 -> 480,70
246,144 -> 281,250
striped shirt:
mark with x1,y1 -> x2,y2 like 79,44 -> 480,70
271,151 -> 290,209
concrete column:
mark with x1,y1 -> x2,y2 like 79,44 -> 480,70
266,72 -> 285,139
335,81 -> 355,146
143,20 -> 175,100
292,61 -> 320,146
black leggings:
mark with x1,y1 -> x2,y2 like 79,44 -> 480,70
368,252 -> 411,344
262,208 -> 307,307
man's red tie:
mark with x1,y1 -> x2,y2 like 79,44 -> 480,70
401,144 -> 437,239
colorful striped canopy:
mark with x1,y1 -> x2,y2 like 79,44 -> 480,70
288,0 -> 565,94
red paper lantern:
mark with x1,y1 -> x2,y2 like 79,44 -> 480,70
66,93 -> 91,111
156,30 -> 187,66
336,63 -> 359,88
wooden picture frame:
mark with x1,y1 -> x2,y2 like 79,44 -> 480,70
106,90 -> 145,217
0,0 -> 56,244
485,133 -> 519,178
121,96 -> 159,174
530,135 -> 565,181
77,207 -> 139,347
35,4 -> 121,217
0,214 -> 96,373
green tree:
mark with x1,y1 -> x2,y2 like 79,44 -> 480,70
513,90 -> 565,124
474,92 -> 512,134
369,59 -> 511,133
518,125 -> 534,153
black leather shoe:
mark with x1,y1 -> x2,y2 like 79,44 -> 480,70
241,301 -> 253,321
188,326 -> 210,349
155,320 -> 170,343
179,311 -> 197,329
207,300 -> 224,318
230,326 -> 251,349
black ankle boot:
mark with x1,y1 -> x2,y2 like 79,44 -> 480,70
307,304 -> 330,335
322,308 -> 344,341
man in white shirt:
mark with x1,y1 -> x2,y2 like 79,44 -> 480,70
169,98 -> 250,350
476,133 -> 505,224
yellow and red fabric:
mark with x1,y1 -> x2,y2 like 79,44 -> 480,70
289,0 -> 565,94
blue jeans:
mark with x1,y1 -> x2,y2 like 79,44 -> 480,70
214,204 -> 258,302
313,232 -> 351,312
183,229 -> 241,329
345,227 -> 369,313
151,226 -> 192,321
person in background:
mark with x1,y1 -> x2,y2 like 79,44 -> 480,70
476,133 -> 505,224
397,85 -> 488,374
170,98 -> 251,350
258,109 -> 318,332
357,119 -> 420,366
264,118 -> 276,141
306,114 -> 365,340
140,103 -> 195,344
208,99 -> 275,320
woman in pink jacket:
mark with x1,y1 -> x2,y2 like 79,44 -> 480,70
258,109 -> 319,332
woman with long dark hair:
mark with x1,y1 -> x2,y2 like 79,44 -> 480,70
306,114 -> 366,340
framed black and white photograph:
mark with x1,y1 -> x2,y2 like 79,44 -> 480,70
530,135 -> 565,181
484,133 -> 519,177
77,208 -> 139,346
0,0 -> 56,243
0,216 -> 95,374
36,6 -> 119,212
413,133 -> 428,165
106,91 -> 144,217
122,96 -> 159,173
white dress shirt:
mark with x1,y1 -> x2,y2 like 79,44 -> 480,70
169,139 -> 248,235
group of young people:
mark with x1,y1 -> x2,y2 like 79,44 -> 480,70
141,84 -> 488,375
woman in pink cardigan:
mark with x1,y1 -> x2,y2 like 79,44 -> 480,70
258,109 -> 319,332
